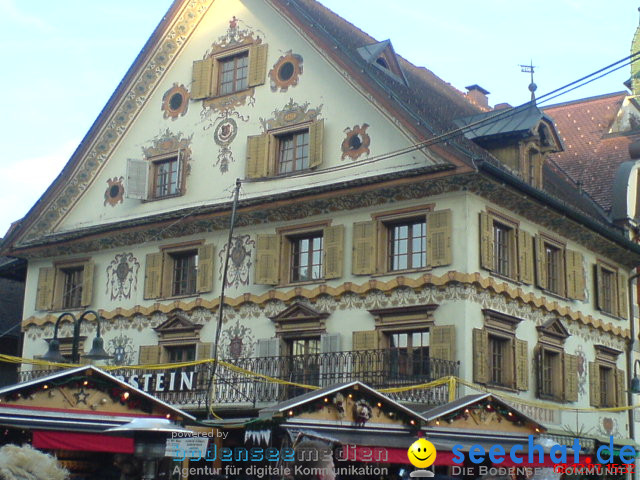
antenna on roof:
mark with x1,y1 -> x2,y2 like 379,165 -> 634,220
519,60 -> 537,103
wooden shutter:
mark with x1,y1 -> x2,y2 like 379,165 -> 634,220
248,43 -> 268,87
616,368 -> 626,407
595,264 -> 605,311
617,272 -> 628,319
255,234 -> 280,285
80,261 -> 95,307
427,210 -> 452,267
191,57 -> 214,99
589,362 -> 601,407
321,333 -> 341,353
352,330 -> 379,351
534,346 -> 543,398
563,353 -> 579,402
515,339 -> 528,391
125,158 -> 149,200
139,345 -> 162,365
479,212 -> 494,271
257,338 -> 280,357
429,325 -> 455,362
323,225 -> 344,279
352,221 -> 377,275
36,267 -> 55,311
517,230 -> 534,284
352,330 -> 380,382
308,119 -> 324,169
565,250 -> 585,300
534,235 -> 548,289
472,329 -> 489,383
144,253 -> 163,299
246,134 -> 270,179
196,244 -> 215,293
197,342 -> 213,360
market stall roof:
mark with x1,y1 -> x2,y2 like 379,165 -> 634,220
0,365 -> 195,432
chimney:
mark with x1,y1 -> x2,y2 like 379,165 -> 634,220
465,84 -> 490,109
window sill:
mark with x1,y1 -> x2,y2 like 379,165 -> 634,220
278,279 -> 326,288
142,193 -> 184,203
371,267 -> 432,278
598,310 -> 626,321
160,293 -> 200,301
485,383 -> 519,393
488,271 -> 521,286
540,289 -> 568,302
201,88 -> 254,103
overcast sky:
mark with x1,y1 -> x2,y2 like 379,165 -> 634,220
0,0 -> 637,237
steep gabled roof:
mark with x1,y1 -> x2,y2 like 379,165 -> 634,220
543,92 -> 640,213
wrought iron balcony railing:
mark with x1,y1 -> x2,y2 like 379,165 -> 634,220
20,350 -> 459,409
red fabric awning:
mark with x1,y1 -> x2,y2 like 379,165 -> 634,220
33,431 -> 134,454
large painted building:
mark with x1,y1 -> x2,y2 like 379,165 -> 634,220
3,0 -> 640,467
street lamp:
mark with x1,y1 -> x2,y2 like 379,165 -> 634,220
42,310 -> 112,364
631,359 -> 640,394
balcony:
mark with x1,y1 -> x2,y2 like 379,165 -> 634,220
20,350 -> 459,410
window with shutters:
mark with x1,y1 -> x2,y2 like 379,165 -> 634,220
387,218 -> 427,271
143,243 -> 214,299
170,250 -> 198,296
165,344 -> 196,363
35,260 -> 95,311
589,345 -> 625,408
61,266 -> 84,309
534,318 -> 576,402
534,235 -> 566,297
594,261 -> 628,318
352,207 -> 451,276
289,232 -> 323,282
152,155 -> 181,199
191,43 -> 268,101
255,223 -> 344,286
246,120 -> 324,179
473,310 -> 527,391
480,212 -> 524,282
387,330 -> 430,379
218,51 -> 249,95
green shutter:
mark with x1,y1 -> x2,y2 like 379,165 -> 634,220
196,244 -> 215,293
255,234 -> 280,285
427,210 -> 452,267
323,225 -> 344,279
352,221 -> 377,275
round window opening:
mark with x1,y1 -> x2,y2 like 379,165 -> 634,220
278,62 -> 295,81
349,134 -> 363,150
169,93 -> 184,111
109,185 -> 121,198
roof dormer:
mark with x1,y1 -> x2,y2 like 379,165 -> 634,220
356,40 -> 408,86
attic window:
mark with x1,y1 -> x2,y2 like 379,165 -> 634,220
376,57 -> 389,69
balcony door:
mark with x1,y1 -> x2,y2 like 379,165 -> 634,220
286,337 -> 320,396
387,330 -> 430,382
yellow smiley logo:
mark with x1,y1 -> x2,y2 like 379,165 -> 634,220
407,438 -> 436,468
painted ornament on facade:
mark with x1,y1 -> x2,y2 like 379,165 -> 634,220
341,124 -> 371,160
269,50 -> 303,92
106,253 -> 141,301
260,98 -> 323,132
212,118 -> 238,173
574,344 -> 588,396
220,320 -> 255,359
161,83 -> 189,120
597,417 -> 620,438
104,177 -> 125,206
107,333 -> 135,366
218,235 -> 255,287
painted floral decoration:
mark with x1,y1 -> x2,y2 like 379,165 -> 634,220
104,177 -> 125,206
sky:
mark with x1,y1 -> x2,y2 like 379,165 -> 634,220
0,0 -> 637,237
